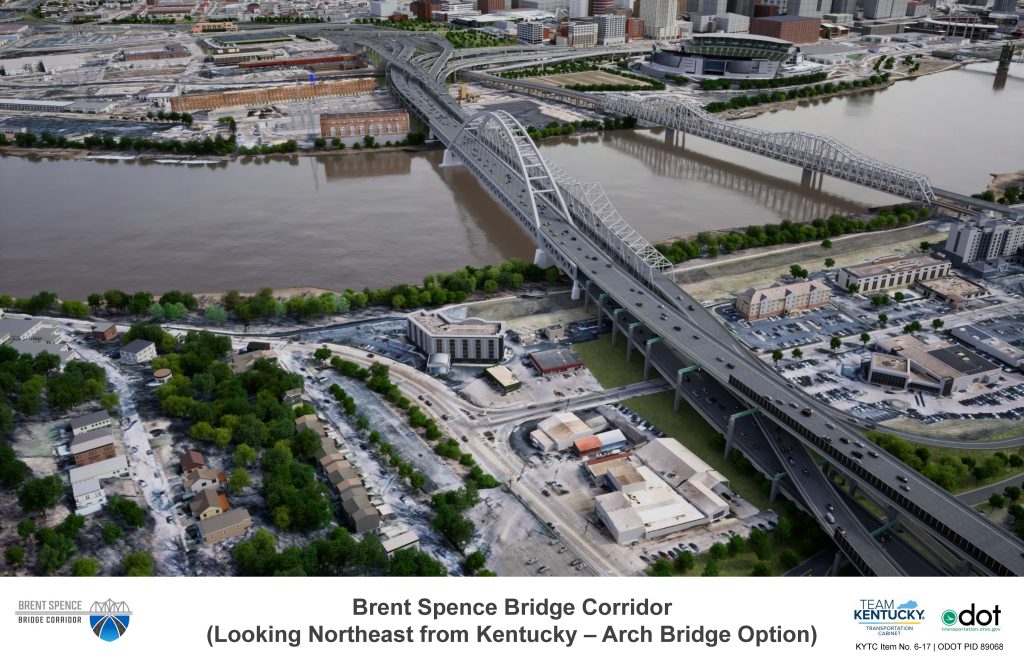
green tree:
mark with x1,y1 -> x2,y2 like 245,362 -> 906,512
789,264 -> 808,279
17,519 -> 36,540
824,257 -> 835,268
650,558 -> 673,576
701,560 -> 720,576
313,348 -> 332,362
228,468 -> 251,493
1004,486 -> 1021,502
234,443 -> 257,467
771,349 -> 783,365
989,493 -> 1006,509
848,283 -> 860,294
919,241 -> 931,252
122,551 -> 155,576
5,546 -> 26,567
60,300 -> 90,319
465,550 -> 487,574
17,475 -> 64,516
779,549 -> 800,569
821,239 -> 832,249
673,551 -> 695,573
774,516 -> 793,542
71,557 -> 101,576
102,523 -> 123,544
893,291 -> 905,306
878,313 -> 889,327
860,332 -> 871,346
751,562 -> 772,576
830,337 -> 842,353
791,348 -> 803,360
932,318 -> 944,331
99,391 -> 119,413
708,542 -> 727,560
726,535 -> 746,556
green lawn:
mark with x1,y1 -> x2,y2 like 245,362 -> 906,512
574,337 -> 647,388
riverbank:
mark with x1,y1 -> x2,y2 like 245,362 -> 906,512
0,142 -> 428,163
716,59 -> 964,121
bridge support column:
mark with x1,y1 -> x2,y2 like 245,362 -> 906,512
724,407 -> 758,458
571,280 -> 581,301
770,472 -> 786,502
610,308 -> 625,347
440,148 -> 462,168
801,167 -> 813,187
596,294 -> 608,327
828,551 -> 844,577
643,338 -> 662,380
582,282 -> 591,312
664,128 -> 675,146
533,249 -> 555,269
673,365 -> 700,412
626,323 -> 641,363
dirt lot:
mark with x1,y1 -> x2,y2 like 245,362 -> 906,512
465,290 -> 590,333
674,223 -> 947,302
526,70 -> 653,89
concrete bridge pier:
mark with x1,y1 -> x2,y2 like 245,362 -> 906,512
532,248 -> 555,269
724,407 -> 757,457
610,308 -> 625,347
626,322 -> 640,362
770,471 -> 786,502
828,551 -> 845,576
571,280 -> 581,301
440,148 -> 462,168
801,167 -> 814,187
643,338 -> 662,379
596,294 -> 608,326
664,128 -> 675,146
673,365 -> 700,411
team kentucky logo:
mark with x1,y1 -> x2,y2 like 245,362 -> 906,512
89,599 -> 132,642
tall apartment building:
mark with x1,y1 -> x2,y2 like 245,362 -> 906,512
591,0 -> 615,12
830,0 -> 855,12
863,0 -> 907,18
992,0 -> 1018,12
696,0 -> 726,13
517,21 -> 547,44
787,0 -> 829,16
734,280 -> 831,320
837,254 -> 951,293
570,0 -> 590,16
561,21 -> 599,46
596,13 -> 628,43
626,16 -> 646,37
727,0 -> 756,15
407,310 -> 506,363
944,217 -> 1024,267
639,0 -> 677,38
477,0 -> 506,11
715,12 -> 750,31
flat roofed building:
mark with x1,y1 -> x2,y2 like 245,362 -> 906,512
170,78 -> 375,113
914,276 -> 988,308
120,339 -> 157,364
6,340 -> 73,364
530,412 -> 594,453
198,508 -> 252,545
837,253 -> 950,294
635,437 -> 729,490
864,352 -> 911,390
484,365 -> 521,393
950,325 -> 1024,370
319,109 -> 410,141
596,13 -> 627,44
69,455 -> 129,485
517,21 -> 547,45
69,411 -> 115,436
529,347 -> 583,374
70,428 -> 118,466
874,334 -> 1002,395
944,217 -> 1024,267
595,465 -> 708,544
407,309 -> 505,363
189,487 -> 229,520
749,15 -> 822,43
379,525 -> 420,555
734,279 -> 830,320
574,429 -> 627,456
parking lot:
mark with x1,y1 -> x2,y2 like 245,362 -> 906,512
715,302 -> 868,352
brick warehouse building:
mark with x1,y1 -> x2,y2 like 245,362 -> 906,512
749,15 -> 821,44
170,78 -> 375,113
320,109 -> 410,140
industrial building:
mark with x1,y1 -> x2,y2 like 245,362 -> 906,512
950,325 -> 1024,371
749,15 -> 822,43
592,438 -> 730,545
944,217 -> 1024,268
645,33 -> 794,79
124,44 -> 191,62
407,309 -> 505,363
574,429 -> 627,456
319,109 -> 410,141
170,78 -> 375,113
528,347 -> 584,374
913,276 -> 988,308
837,254 -> 951,294
734,280 -> 830,320
867,334 -> 1003,395
530,412 -> 595,452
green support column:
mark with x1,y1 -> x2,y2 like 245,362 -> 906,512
643,338 -> 662,380
597,293 -> 608,326
770,471 -> 787,502
724,407 -> 758,458
673,365 -> 700,412
626,322 -> 641,362
610,308 -> 625,346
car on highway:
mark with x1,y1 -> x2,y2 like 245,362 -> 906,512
673,326 -> 681,331
726,363 -> 735,369
801,408 -> 813,417
896,475 -> 909,483
825,513 -> 836,524
165,515 -> 175,524
801,467 -> 810,476
541,489 -> 551,497
868,450 -> 880,459
826,503 -> 834,512
900,485 -> 910,492
839,437 -> 850,444
851,450 -> 864,459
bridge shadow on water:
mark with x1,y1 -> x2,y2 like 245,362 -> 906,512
598,129 -> 869,224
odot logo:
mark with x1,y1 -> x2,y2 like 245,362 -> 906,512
939,604 -> 1000,632
88,599 -> 132,642
941,610 -> 958,626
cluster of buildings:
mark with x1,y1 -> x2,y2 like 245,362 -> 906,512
179,450 -> 255,545
67,411 -> 131,515
593,437 -> 730,544
0,313 -> 73,364
944,216 -> 1024,275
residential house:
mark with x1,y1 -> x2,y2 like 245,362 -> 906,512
69,410 -> 115,436
91,323 -> 118,342
197,509 -> 253,545
183,467 -> 225,493
179,450 -> 206,473
70,428 -> 118,466
72,478 -> 107,515
120,339 -> 157,364
68,455 -> 130,485
189,487 -> 230,520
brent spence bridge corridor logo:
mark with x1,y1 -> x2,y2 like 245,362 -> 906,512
854,599 -> 924,636
14,598 -> 132,642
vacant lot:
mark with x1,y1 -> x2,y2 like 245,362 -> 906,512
526,70 -> 653,89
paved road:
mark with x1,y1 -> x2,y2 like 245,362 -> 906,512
957,472 -> 1024,507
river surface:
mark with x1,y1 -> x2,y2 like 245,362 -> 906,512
1,62 -> 1020,298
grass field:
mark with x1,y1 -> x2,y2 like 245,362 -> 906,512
574,338 -> 647,388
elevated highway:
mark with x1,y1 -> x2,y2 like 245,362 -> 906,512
359,33 -> 1024,576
